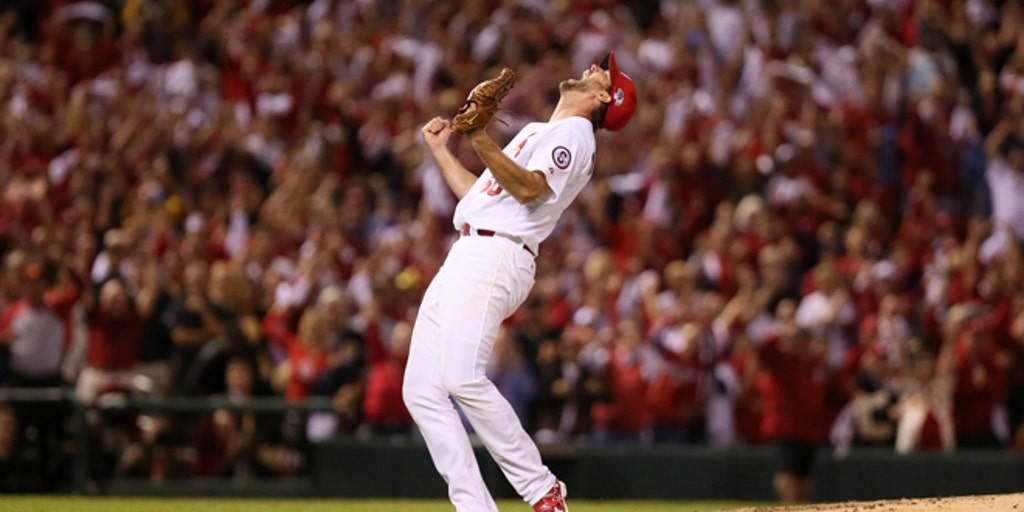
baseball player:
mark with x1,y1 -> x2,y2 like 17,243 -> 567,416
403,52 -> 637,512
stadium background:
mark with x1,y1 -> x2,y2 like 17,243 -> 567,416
1,0 -> 1024,504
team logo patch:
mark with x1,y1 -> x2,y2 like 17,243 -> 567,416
552,146 -> 572,169
614,87 -> 624,106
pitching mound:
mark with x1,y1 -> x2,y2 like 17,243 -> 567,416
728,492 -> 1024,511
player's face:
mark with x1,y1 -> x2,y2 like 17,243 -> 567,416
581,64 -> 610,83
559,64 -> 611,93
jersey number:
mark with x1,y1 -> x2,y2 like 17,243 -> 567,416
481,179 -> 503,196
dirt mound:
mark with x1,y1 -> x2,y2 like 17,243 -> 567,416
725,492 -> 1024,512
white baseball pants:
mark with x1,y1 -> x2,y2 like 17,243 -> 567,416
403,235 -> 555,512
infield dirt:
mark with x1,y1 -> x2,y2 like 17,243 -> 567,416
724,492 -> 1024,511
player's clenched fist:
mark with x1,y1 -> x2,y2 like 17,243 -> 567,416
421,116 -> 451,150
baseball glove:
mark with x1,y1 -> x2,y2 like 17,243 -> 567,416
451,67 -> 516,134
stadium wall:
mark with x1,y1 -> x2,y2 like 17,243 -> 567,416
309,439 -> 1024,502
13,393 -> 1021,500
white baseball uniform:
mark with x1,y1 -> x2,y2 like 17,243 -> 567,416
403,116 -> 596,512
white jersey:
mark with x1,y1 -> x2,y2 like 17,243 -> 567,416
453,116 -> 596,253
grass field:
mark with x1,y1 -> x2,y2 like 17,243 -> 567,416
0,497 -> 767,512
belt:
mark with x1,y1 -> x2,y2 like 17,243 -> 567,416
460,224 -> 536,257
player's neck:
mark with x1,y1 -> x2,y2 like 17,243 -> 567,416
549,94 -> 592,124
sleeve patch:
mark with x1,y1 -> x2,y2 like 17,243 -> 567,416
552,146 -> 572,170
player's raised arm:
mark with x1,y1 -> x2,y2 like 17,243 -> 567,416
467,130 -> 551,204
420,116 -> 477,200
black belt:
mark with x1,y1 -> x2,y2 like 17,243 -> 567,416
460,224 -> 536,257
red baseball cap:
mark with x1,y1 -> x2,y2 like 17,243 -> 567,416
600,52 -> 637,132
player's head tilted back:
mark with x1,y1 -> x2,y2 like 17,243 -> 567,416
558,51 -> 637,132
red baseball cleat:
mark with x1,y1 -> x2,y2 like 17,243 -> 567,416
532,481 -> 568,512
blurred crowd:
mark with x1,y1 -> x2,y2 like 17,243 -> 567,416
2,0 -> 1024,491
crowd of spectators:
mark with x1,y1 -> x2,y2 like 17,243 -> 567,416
1,0 -> 1024,493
